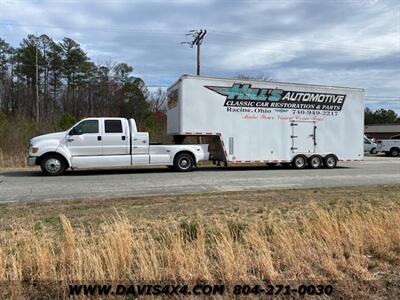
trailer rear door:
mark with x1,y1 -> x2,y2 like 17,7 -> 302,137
291,121 -> 316,154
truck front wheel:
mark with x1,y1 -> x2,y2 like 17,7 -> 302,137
174,153 -> 194,172
40,155 -> 66,176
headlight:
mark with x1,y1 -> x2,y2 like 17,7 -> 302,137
32,147 -> 39,154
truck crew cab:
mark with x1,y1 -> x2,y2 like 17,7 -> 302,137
28,117 -> 209,175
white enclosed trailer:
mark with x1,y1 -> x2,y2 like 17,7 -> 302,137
167,75 -> 364,168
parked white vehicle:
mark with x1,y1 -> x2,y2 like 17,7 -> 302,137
377,134 -> 400,156
28,117 -> 209,175
167,75 -> 364,169
364,135 -> 377,154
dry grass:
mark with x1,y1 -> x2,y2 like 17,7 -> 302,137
0,149 -> 27,168
0,186 -> 399,299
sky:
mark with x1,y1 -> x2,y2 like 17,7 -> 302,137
0,0 -> 399,112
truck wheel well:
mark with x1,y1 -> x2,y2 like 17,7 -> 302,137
291,154 -> 307,163
323,153 -> 338,160
37,152 -> 70,168
174,151 -> 196,166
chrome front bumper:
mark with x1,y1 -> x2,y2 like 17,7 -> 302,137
27,156 -> 37,166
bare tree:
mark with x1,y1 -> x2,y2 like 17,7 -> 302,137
148,88 -> 167,112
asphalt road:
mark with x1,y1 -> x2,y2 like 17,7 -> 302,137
0,156 -> 399,202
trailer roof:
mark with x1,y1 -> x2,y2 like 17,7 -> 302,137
168,74 -> 364,92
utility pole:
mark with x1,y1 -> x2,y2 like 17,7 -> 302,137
182,29 -> 207,76
35,45 -> 39,123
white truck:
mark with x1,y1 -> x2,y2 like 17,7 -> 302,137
364,135 -> 377,154
376,135 -> 400,156
28,117 -> 209,175
28,75 -> 364,175
167,75 -> 364,169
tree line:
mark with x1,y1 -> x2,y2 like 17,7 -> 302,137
364,108 -> 400,125
0,34 -> 166,128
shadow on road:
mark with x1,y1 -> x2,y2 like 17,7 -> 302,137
0,164 -> 349,177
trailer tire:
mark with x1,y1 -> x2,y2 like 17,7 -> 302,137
292,155 -> 307,169
308,155 -> 323,169
40,154 -> 67,176
323,155 -> 337,169
174,152 -> 194,172
390,147 -> 399,157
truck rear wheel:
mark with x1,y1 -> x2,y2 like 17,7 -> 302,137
308,155 -> 323,169
40,155 -> 66,176
292,155 -> 307,169
323,155 -> 337,169
174,152 -> 194,172
390,147 -> 399,157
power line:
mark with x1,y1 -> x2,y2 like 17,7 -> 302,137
365,99 -> 400,102
365,96 -> 400,99
210,30 -> 393,53
0,22 -> 183,34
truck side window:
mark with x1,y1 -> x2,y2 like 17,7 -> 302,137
75,120 -> 99,134
105,120 -> 123,133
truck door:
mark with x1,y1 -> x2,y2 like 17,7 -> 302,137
291,121 -> 316,154
102,119 -> 129,155
67,119 -> 102,156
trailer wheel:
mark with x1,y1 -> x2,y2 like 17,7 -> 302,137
174,152 -> 194,172
308,155 -> 323,169
40,154 -> 66,176
323,155 -> 337,169
292,155 -> 307,169
390,147 -> 399,157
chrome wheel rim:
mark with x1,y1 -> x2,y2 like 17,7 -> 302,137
178,157 -> 190,170
326,157 -> 335,167
295,157 -> 305,168
311,157 -> 321,168
45,158 -> 61,173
